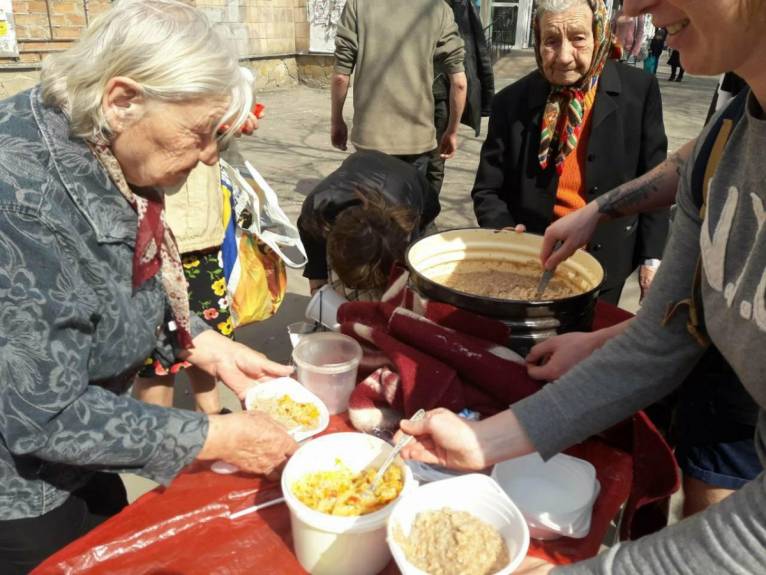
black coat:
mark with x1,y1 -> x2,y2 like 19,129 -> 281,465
434,0 -> 494,135
471,61 -> 669,291
298,150 -> 439,280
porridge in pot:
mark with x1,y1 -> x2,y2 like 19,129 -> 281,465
394,507 -> 509,575
431,259 -> 588,301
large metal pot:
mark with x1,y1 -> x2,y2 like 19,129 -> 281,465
405,228 -> 605,354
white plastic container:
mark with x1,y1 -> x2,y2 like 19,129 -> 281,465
281,433 -> 416,575
387,474 -> 529,575
244,377 -> 330,442
491,453 -> 600,540
305,284 -> 347,330
292,332 -> 362,414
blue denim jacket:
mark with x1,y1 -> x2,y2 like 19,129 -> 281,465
0,88 -> 209,520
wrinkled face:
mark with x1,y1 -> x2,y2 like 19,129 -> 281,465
623,0 -> 766,78
539,4 -> 595,86
110,97 -> 229,189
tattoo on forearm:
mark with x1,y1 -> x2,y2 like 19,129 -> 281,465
596,152 -> 685,218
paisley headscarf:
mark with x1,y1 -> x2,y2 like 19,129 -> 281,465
536,0 -> 622,173
88,139 -> 195,349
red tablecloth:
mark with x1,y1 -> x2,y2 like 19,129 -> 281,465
34,301 -> 642,574
34,412 -> 632,575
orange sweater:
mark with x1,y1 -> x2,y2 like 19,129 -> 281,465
553,86 -> 598,220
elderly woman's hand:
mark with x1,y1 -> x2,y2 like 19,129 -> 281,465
198,411 -> 298,475
182,330 -> 293,400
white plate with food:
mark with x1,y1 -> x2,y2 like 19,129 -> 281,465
244,376 -> 330,442
211,377 -> 330,475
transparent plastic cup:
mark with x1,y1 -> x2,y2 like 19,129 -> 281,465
287,321 -> 319,349
305,285 -> 347,330
291,332 -> 363,414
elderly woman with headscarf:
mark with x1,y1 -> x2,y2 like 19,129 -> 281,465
471,0 -> 669,304
0,2 -> 297,571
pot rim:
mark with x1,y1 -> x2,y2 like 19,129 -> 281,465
405,227 -> 605,307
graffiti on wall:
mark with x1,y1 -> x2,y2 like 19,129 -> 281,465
308,0 -> 346,53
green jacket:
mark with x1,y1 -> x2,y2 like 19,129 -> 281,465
335,0 -> 465,155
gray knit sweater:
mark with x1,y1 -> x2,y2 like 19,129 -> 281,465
512,92 -> 766,573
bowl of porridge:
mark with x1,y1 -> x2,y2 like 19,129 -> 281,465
406,228 -> 605,354
387,474 -> 529,575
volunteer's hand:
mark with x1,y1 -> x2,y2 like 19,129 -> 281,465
540,201 -> 601,270
182,331 -> 293,400
502,224 -> 526,233
397,408 -> 488,470
515,556 -> 555,575
331,118 -> 348,150
199,411 -> 297,475
439,130 -> 458,159
526,331 -> 600,381
639,264 -> 659,302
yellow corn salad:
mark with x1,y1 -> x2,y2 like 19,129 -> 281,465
292,462 -> 404,516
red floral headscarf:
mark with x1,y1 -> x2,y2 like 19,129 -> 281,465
535,0 -> 622,173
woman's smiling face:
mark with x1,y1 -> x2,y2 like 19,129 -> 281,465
623,0 -> 766,79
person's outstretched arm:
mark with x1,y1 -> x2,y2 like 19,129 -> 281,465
540,138 -> 695,270
331,0 -> 357,150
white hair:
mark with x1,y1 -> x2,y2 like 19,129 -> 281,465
535,0 -> 590,20
40,0 -> 252,143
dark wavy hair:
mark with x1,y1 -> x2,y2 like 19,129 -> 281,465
326,189 -> 419,291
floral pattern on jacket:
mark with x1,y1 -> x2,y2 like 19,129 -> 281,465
0,88 -> 209,520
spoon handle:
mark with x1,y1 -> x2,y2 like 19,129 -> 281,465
535,240 -> 563,298
369,409 -> 427,492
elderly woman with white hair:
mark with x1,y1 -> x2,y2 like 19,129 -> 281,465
0,1 -> 296,570
471,0 -> 669,304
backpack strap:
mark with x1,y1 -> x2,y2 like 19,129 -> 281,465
665,89 -> 748,345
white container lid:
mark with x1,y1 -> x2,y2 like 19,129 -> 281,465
492,452 -> 599,540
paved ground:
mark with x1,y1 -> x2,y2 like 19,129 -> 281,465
123,51 -> 719,501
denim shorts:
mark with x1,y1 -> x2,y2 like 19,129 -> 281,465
673,348 -> 763,489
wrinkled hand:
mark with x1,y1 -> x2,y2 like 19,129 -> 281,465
540,201 -> 601,270
396,408 -> 489,471
439,130 -> 458,159
200,411 -> 297,475
331,118 -> 348,150
639,264 -> 659,302
184,331 -> 293,400
526,331 -> 600,381
515,556 -> 555,575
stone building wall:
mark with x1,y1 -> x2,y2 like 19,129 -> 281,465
1,0 -> 332,98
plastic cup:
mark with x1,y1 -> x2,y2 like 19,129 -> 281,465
281,432 -> 416,575
291,332 -> 362,414
305,285 -> 347,330
287,321 -> 319,349
387,474 -> 529,575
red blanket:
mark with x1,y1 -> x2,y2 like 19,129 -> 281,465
339,272 -> 678,549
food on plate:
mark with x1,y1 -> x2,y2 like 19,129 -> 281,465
292,461 -> 403,516
250,394 -> 320,431
432,259 -> 587,300
394,508 -> 509,575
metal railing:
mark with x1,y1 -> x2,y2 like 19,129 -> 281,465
483,13 -> 519,63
